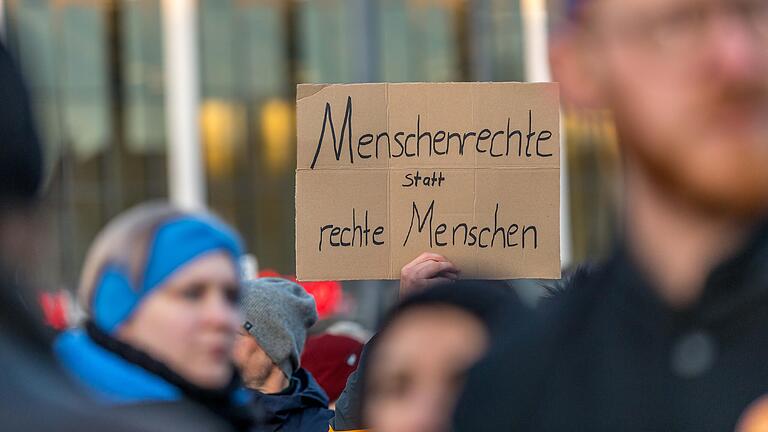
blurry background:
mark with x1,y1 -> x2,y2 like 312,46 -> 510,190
4,0 -> 619,328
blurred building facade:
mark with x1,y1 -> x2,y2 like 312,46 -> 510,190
3,0 -> 619,326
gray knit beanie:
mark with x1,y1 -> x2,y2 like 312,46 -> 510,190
240,278 -> 318,378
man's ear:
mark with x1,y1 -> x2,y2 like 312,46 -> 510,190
549,28 -> 606,109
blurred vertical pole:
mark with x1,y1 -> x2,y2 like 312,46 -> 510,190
521,0 -> 548,83
162,0 -> 206,210
0,0 -> 6,41
558,103 -> 572,267
522,0 -> 572,267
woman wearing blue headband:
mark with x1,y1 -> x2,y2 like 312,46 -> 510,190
55,202 -> 252,430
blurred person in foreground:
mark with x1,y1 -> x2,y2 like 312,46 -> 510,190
233,278 -> 333,432
446,0 -> 768,430
0,41 -> 171,431
345,282 -> 517,432
329,281 -> 523,432
55,202 -> 253,431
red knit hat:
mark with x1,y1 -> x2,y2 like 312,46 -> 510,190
301,334 -> 363,402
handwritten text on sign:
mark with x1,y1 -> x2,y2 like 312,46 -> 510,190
296,82 -> 560,281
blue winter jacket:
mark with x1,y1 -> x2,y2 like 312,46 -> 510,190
250,368 -> 333,432
54,327 -> 253,431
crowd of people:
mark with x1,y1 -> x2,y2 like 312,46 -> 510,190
2,0 -> 768,430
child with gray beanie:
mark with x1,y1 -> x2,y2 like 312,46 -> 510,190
233,278 -> 333,432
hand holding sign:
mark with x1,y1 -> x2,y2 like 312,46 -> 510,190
399,252 -> 460,297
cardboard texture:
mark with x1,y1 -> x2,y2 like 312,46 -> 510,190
296,82 -> 560,281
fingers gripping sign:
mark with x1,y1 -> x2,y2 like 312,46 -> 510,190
400,252 -> 460,298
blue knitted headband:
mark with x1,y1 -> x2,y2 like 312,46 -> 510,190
91,215 -> 243,334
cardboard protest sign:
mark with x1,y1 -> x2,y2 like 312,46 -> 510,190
296,82 -> 560,281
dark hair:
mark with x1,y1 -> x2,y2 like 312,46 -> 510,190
381,281 -> 520,336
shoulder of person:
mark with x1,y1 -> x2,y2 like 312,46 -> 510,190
453,262 -> 613,432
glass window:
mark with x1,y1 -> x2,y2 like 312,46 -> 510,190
469,0 -> 525,81
6,0 -> 168,290
199,0 -> 294,274
377,0 -> 461,82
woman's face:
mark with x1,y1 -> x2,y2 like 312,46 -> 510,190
364,306 -> 489,432
117,251 -> 241,389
